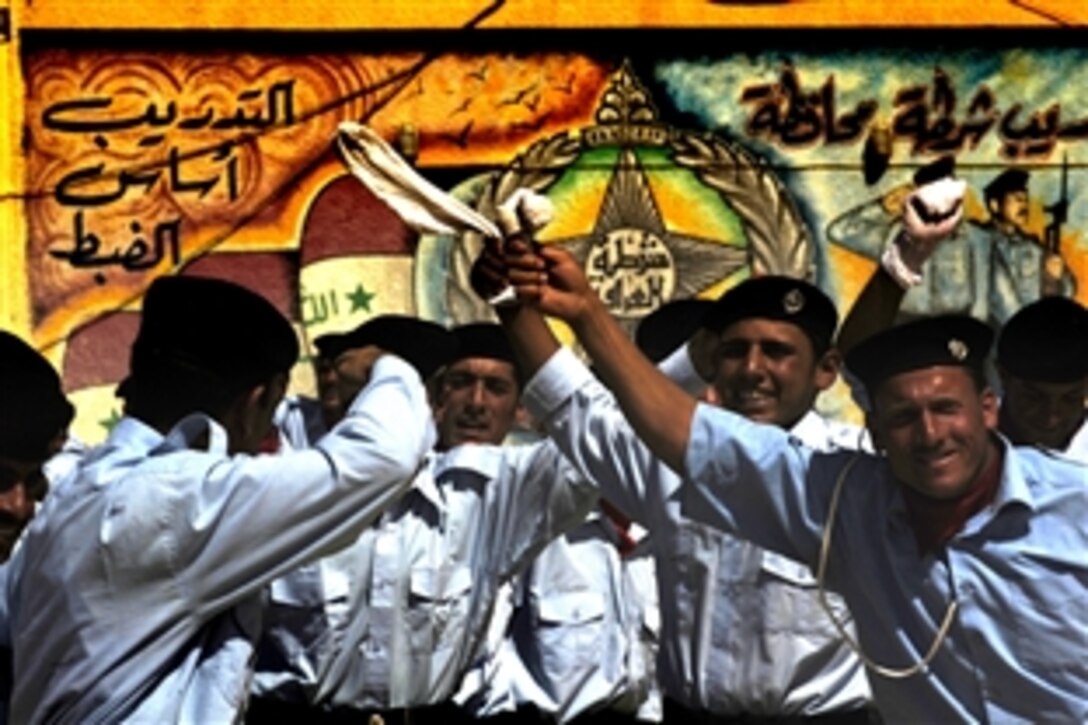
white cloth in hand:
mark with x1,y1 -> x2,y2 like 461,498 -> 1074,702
337,121 -> 553,305
883,177 -> 966,289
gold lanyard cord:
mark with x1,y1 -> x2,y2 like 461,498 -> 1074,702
815,453 -> 960,679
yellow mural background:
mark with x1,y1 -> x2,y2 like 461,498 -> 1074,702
3,0 -> 1087,442
5,0 -> 1087,337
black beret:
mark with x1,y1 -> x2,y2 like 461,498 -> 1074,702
998,297 -> 1088,383
984,168 -> 1029,204
451,323 -> 516,366
913,155 -> 955,186
312,332 -> 350,361
448,323 -> 524,384
128,275 -> 299,387
339,315 -> 456,380
702,276 -> 838,353
635,299 -> 714,363
846,314 -> 994,395
0,331 -> 75,461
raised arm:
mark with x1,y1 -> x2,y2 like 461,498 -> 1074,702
493,238 -> 697,475
166,354 -> 435,611
837,267 -> 908,357
838,175 -> 967,356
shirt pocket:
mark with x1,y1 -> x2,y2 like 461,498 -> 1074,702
534,589 -> 608,680
758,550 -> 848,638
405,565 -> 475,656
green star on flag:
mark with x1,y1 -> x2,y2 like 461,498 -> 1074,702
346,283 -> 376,313
99,407 -> 122,433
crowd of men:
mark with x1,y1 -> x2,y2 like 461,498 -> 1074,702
0,168 -> 1085,725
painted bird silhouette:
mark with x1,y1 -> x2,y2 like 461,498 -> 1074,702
552,73 -> 575,94
499,83 -> 538,107
440,120 -> 474,148
468,62 -> 489,82
449,97 -> 473,116
513,113 -> 551,133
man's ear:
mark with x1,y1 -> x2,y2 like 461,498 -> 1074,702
229,374 -> 288,453
813,348 -> 842,393
688,328 -> 720,383
980,386 -> 999,431
253,372 -> 288,410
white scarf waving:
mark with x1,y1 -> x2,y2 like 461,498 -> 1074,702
336,121 -> 554,304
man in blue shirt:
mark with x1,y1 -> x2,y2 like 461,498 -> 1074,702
488,231 -> 1087,722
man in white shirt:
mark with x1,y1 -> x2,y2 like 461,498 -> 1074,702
251,314 -> 458,713
249,321 -> 599,725
4,276 -> 435,723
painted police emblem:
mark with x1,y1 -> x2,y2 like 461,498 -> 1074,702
947,338 -> 968,361
782,288 -> 805,314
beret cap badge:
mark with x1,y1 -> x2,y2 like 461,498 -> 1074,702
782,288 -> 805,315
947,338 -> 969,361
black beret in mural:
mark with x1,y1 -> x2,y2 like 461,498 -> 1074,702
913,155 -> 956,186
998,297 -> 1088,383
0,331 -> 75,461
984,168 -> 1029,203
846,314 -> 994,394
129,275 -> 299,386
450,323 -> 517,367
702,276 -> 839,353
339,315 -> 457,379
635,299 -> 714,363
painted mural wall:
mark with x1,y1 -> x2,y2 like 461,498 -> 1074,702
16,34 -> 1088,442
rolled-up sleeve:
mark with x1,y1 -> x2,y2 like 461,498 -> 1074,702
523,348 -> 675,528
683,403 -> 841,569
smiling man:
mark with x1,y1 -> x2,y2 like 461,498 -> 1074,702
492,224 -> 1087,721
471,240 -> 876,721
